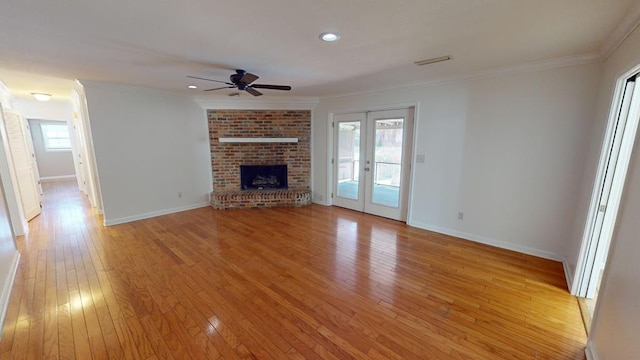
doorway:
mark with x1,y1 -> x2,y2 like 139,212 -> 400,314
573,72 -> 640,320
332,108 -> 414,221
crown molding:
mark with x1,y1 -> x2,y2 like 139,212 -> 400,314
194,95 -> 319,110
458,53 -> 602,81
599,1 -> 640,61
0,80 -> 16,105
79,80 -> 196,98
321,53 -> 602,100
76,80 -> 320,110
0,80 -> 11,94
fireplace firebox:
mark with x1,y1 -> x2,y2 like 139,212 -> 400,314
240,165 -> 288,190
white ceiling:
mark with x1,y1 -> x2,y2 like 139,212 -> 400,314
0,0 -> 637,99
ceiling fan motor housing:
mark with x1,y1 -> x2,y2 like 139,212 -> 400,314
231,69 -> 248,89
230,69 -> 246,82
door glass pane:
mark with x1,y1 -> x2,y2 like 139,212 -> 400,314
337,121 -> 361,200
372,118 -> 403,207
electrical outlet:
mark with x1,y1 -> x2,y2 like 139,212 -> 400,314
458,211 -> 464,220
416,154 -> 426,164
178,192 -> 182,198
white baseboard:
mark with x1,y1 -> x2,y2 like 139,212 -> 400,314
104,202 -> 210,226
0,251 -> 21,341
14,219 -> 28,237
40,175 -> 76,182
312,200 -> 331,206
562,258 -> 574,291
407,220 -> 564,262
585,340 -> 598,360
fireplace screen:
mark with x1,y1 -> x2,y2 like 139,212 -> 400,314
240,165 -> 288,190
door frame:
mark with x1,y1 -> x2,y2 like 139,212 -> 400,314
572,64 -> 640,297
71,83 -> 104,213
327,102 -> 419,222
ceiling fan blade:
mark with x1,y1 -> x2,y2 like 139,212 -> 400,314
245,87 -> 263,96
240,72 -> 259,84
187,76 -> 233,85
251,84 -> 292,91
204,86 -> 235,92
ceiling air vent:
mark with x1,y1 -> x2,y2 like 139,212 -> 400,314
414,55 -> 451,66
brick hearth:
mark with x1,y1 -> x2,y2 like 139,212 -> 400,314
210,188 -> 311,209
208,109 -> 311,209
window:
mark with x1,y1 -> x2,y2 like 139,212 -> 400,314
40,123 -> 72,151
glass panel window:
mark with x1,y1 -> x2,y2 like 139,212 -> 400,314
41,123 -> 72,151
371,118 -> 403,208
337,121 -> 361,200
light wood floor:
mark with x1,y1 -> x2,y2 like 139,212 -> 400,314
0,180 -> 587,359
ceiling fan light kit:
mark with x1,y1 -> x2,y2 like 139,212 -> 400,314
187,69 -> 291,96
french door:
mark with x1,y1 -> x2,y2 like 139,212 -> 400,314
333,108 -> 413,221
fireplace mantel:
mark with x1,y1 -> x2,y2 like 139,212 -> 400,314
218,137 -> 298,143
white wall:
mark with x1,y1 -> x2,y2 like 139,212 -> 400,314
28,119 -> 75,178
584,24 -> 640,360
0,159 -> 19,341
313,63 -> 601,261
82,82 -> 212,225
10,98 -> 72,122
0,103 -> 20,339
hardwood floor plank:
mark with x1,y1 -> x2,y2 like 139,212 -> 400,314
138,314 -> 181,360
0,274 -> 23,355
145,304 -> 191,359
0,180 -> 587,359
113,316 -> 144,359
95,304 -> 125,360
124,316 -> 157,359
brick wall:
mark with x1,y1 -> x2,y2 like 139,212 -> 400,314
208,110 -> 311,192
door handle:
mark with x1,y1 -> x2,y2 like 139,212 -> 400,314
364,167 -> 370,171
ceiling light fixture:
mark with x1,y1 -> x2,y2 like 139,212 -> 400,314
187,85 -> 198,89
414,55 -> 452,66
31,93 -> 52,101
319,32 -> 340,42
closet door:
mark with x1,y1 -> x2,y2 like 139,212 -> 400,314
3,110 -> 41,221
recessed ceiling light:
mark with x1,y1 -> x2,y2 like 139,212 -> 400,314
319,32 -> 340,42
187,85 -> 198,89
31,93 -> 51,101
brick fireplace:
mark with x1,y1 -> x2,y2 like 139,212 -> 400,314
208,109 -> 312,209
